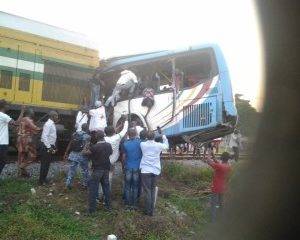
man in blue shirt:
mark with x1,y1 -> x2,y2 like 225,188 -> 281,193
122,127 -> 142,210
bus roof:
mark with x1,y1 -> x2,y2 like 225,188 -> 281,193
0,11 -> 98,50
99,43 -> 226,73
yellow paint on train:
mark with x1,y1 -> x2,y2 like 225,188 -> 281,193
0,27 -> 99,67
1,76 -> 79,110
0,26 -> 99,112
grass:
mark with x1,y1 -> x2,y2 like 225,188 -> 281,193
0,162 -> 212,240
163,162 -> 212,188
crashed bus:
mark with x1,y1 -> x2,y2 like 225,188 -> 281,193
95,44 -> 237,146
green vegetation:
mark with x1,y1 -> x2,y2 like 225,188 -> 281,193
0,163 -> 212,240
163,162 -> 212,186
235,93 -> 260,139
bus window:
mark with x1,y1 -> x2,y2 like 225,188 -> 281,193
155,61 -> 173,93
0,70 -> 13,89
176,51 -> 215,88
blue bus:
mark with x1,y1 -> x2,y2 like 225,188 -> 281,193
97,44 -> 237,145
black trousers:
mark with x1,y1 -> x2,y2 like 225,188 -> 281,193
39,146 -> 53,184
141,173 -> 158,216
0,145 -> 8,175
232,146 -> 239,161
88,169 -> 111,213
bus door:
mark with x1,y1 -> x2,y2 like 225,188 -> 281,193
14,44 -> 35,104
0,37 -> 17,101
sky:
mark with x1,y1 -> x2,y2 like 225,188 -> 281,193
0,0 -> 264,110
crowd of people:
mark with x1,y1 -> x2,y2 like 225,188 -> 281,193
0,65 -> 234,220
0,98 -> 171,216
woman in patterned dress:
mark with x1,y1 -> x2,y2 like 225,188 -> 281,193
17,108 -> 41,177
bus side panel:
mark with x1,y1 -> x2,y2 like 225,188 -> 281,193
213,46 -> 237,117
162,74 -> 219,136
219,70 -> 237,117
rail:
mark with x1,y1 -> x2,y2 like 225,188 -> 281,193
161,153 -> 248,160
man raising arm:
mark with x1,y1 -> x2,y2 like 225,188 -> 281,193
201,150 -> 231,222
140,131 -> 169,216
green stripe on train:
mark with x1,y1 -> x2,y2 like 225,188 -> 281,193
0,47 -> 96,71
0,66 -> 43,80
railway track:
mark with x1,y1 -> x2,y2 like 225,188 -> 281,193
161,153 -> 248,160
6,152 -> 248,163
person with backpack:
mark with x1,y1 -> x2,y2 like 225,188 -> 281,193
64,123 -> 91,189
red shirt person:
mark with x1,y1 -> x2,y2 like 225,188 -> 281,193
204,151 -> 231,222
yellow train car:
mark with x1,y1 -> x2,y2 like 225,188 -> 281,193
0,11 -> 99,114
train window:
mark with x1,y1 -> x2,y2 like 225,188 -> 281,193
0,70 -> 13,89
19,73 -> 31,91
42,61 -> 92,104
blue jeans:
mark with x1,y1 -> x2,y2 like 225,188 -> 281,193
210,193 -> 224,222
66,152 -> 89,187
124,169 -> 140,206
88,169 -> 110,213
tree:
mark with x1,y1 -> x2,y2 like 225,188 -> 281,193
235,94 -> 260,139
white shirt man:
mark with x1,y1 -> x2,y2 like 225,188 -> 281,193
104,121 -> 129,166
229,130 -> 242,161
39,111 -> 58,185
0,111 -> 12,175
0,111 -> 12,145
117,70 -> 138,85
0,100 -> 24,175
41,118 -> 57,149
89,101 -> 107,132
75,111 -> 88,132
103,120 -> 128,190
140,135 -> 169,175
105,70 -> 138,107
229,132 -> 241,148
140,132 -> 169,216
